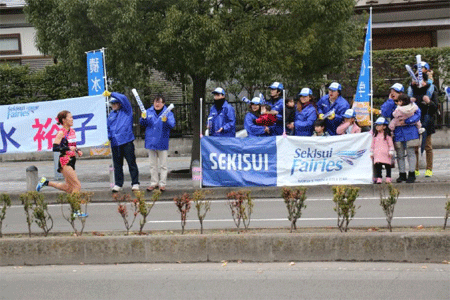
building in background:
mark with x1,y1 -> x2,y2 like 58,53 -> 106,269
0,0 -> 53,69
355,0 -> 450,49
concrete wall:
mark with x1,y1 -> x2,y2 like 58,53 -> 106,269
1,233 -> 449,266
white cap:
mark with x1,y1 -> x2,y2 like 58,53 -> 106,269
250,97 -> 262,105
328,82 -> 341,91
298,88 -> 313,97
343,109 -> 356,118
212,87 -> 225,95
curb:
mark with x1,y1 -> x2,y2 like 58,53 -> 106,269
1,232 -> 449,266
8,181 -> 450,204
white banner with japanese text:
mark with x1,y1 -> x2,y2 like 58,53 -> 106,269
0,95 -> 108,154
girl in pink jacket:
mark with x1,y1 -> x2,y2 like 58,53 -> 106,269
371,117 -> 395,183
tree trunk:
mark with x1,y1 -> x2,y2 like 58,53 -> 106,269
190,75 -> 207,167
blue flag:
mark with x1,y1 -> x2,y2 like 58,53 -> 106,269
354,15 -> 371,103
87,51 -> 105,96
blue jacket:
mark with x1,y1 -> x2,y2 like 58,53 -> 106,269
294,104 -> 317,136
267,97 -> 284,135
244,112 -> 269,137
107,92 -> 135,147
140,105 -> 176,150
381,98 -> 396,120
317,95 -> 349,136
381,99 -> 421,143
208,101 -> 236,137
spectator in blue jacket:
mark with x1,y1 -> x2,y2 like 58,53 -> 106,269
381,83 -> 404,121
207,87 -> 236,137
294,88 -> 317,136
105,91 -> 140,192
244,97 -> 270,137
382,85 -> 421,183
267,81 -> 285,135
140,94 -> 176,192
316,82 -> 350,135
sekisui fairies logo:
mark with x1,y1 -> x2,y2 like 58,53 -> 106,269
336,150 -> 367,165
289,147 -> 367,176
279,133 -> 373,186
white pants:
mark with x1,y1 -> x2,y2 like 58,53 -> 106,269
148,150 -> 168,187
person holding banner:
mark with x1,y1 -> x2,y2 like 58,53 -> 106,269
105,91 -> 140,192
244,97 -> 270,137
36,110 -> 82,194
267,82 -> 285,135
317,82 -> 350,136
207,87 -> 236,137
140,94 -> 176,192
294,88 -> 317,136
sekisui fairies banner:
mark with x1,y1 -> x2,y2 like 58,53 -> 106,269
201,133 -> 372,186
0,95 -> 108,154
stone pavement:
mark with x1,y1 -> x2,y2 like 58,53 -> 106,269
2,149 -> 450,202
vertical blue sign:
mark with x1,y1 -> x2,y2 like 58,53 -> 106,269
87,51 -> 105,96
354,15 -> 371,103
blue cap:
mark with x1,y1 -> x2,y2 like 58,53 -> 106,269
298,88 -> 313,97
109,97 -> 119,104
328,82 -> 341,91
269,82 -> 284,90
390,83 -> 404,93
375,117 -> 388,125
343,109 -> 356,118
212,87 -> 225,95
250,97 -> 262,105
414,61 -> 430,70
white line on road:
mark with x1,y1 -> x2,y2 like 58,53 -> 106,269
147,216 -> 445,224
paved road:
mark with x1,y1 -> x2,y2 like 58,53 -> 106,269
3,194 -> 448,234
1,262 -> 449,300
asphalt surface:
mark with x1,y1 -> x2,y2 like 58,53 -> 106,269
1,262 -> 450,300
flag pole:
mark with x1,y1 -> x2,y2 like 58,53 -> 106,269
369,7 -> 373,131
199,97 -> 203,189
283,89 -> 286,135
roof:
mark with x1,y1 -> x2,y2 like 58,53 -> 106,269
0,0 -> 26,8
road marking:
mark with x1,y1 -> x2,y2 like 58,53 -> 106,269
147,216 -> 445,224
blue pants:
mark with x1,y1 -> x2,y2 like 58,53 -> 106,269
111,141 -> 139,187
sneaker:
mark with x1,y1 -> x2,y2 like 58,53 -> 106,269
36,177 -> 47,192
415,170 -> 420,177
425,169 -> 433,177
159,186 -> 166,192
376,178 -> 382,184
72,210 -> 89,218
146,186 -> 158,191
112,185 -> 123,192
385,177 -> 392,183
131,184 -> 140,191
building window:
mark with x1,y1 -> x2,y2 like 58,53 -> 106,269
0,34 -> 21,55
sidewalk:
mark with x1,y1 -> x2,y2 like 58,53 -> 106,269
2,149 -> 450,202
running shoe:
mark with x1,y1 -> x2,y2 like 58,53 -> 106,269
36,177 -> 47,192
415,170 -> 420,177
425,169 -> 433,177
131,184 -> 140,191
